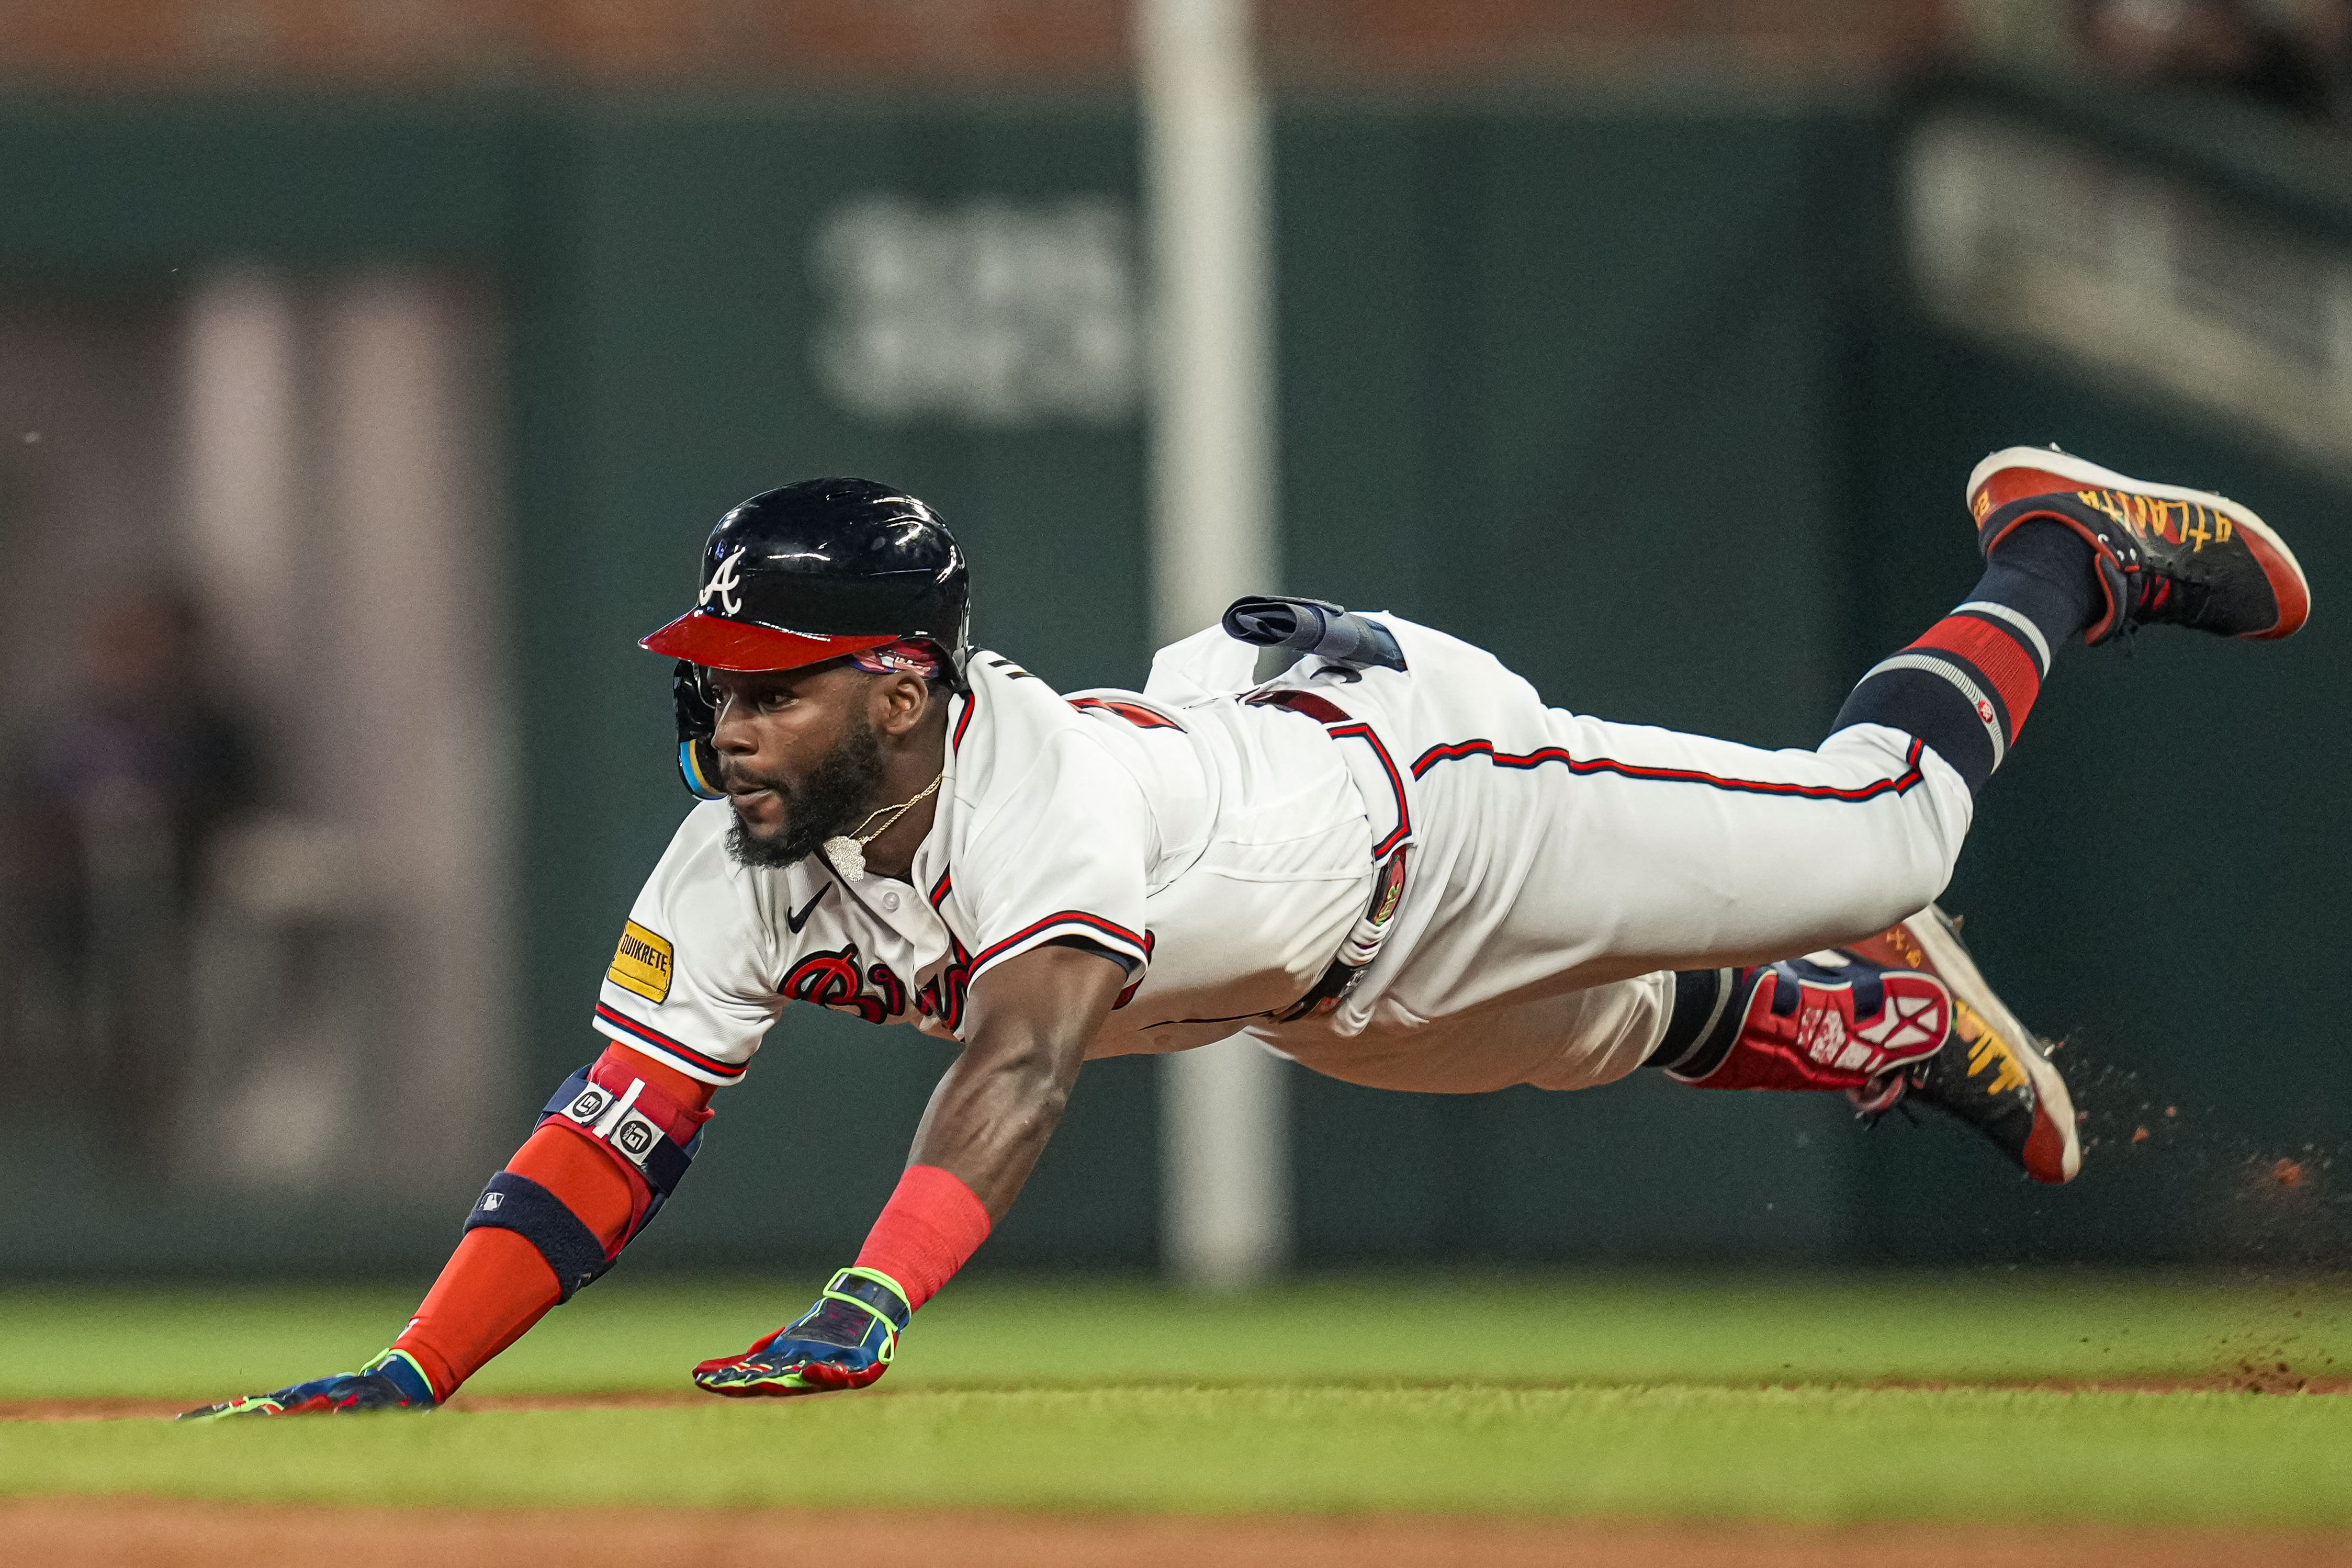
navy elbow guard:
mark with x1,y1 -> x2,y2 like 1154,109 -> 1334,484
463,1053 -> 712,1302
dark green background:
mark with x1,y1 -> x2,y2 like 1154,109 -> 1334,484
0,76 -> 2339,1276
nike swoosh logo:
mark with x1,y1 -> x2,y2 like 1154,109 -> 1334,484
785,884 -> 831,934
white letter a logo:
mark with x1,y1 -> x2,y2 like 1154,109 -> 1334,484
700,548 -> 746,616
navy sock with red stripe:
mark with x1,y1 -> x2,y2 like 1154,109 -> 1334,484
1833,522 -> 2097,793
1647,966 -> 1744,1073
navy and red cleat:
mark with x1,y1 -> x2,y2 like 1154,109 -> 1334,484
1968,446 -> 2310,646
1671,907 -> 2079,1184
1667,949 -> 1958,1097
178,1348 -> 438,1420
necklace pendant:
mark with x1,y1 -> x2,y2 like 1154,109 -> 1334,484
822,836 -> 868,882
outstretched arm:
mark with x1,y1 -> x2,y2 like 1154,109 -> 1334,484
691,939 -> 1126,1398
184,940 -> 1128,1417
183,1041 -> 714,1418
908,939 -> 1129,1217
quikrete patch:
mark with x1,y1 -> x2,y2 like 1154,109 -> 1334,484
608,921 -> 675,1003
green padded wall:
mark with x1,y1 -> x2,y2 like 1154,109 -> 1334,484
1272,106 -> 1884,1262
1848,307 -> 2352,1266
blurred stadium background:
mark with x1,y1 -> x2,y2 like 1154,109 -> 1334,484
0,0 -> 2346,1292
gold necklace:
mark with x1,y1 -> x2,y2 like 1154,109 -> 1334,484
822,770 -> 944,883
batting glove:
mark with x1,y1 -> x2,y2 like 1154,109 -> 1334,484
692,1267 -> 910,1397
177,1349 -> 438,1420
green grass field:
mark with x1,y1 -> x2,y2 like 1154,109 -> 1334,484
5,1272 -> 2350,1527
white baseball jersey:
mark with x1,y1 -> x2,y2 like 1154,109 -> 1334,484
593,648 -> 1380,1085
595,617 -> 1974,1098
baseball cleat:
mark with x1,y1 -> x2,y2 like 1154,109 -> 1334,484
1667,950 -> 1956,1095
1848,907 -> 2079,1185
1967,445 -> 2309,645
177,1349 -> 438,1420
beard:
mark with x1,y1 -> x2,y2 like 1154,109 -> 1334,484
722,715 -> 886,871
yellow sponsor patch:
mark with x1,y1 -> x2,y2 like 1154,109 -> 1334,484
608,920 -> 675,1003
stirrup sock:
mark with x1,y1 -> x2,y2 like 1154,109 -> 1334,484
1647,967 -> 1737,1072
1832,521 -> 2095,793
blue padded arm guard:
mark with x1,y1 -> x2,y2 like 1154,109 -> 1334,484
458,1062 -> 709,1305
537,1065 -> 702,1226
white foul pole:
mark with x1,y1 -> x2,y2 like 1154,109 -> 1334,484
1139,0 -> 1289,1291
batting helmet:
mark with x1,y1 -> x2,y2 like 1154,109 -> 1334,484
640,478 -> 972,680
644,479 -> 972,800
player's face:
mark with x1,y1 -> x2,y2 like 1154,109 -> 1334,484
706,664 -> 887,868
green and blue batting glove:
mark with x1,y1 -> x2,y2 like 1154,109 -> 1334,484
692,1267 -> 911,1397
178,1349 -> 438,1420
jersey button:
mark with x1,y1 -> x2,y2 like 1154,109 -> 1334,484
882,890 -> 902,911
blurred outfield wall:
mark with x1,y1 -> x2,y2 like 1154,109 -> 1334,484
0,78 -> 2342,1276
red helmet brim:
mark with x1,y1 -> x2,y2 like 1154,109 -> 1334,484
639,611 -> 899,673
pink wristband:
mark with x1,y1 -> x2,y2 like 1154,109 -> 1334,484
853,1164 -> 993,1311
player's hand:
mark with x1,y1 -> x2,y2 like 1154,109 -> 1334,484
692,1267 -> 910,1397
177,1349 -> 438,1420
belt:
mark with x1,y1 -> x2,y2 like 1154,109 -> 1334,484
1247,687 -> 1413,1023
1279,844 -> 1408,1022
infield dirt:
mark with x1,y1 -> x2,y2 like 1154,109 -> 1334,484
10,1377 -> 2350,1424
8,1496 -> 2352,1567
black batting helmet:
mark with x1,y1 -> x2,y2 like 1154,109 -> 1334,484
640,478 -> 972,682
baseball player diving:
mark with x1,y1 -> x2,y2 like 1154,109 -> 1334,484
189,447 -> 2311,1416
